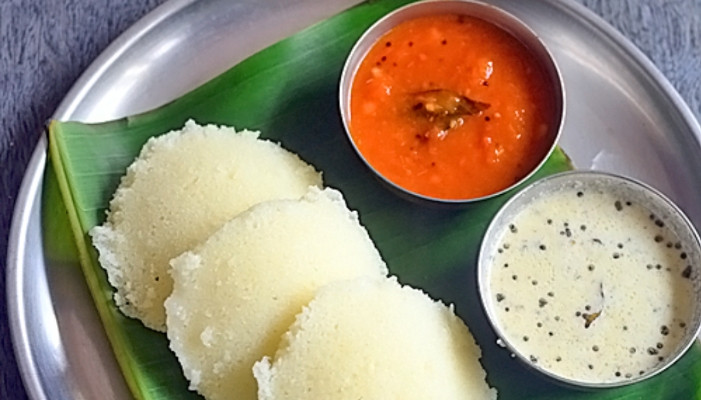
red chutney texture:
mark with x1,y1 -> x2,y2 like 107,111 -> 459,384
349,14 -> 556,200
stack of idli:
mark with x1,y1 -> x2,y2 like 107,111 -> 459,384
91,120 -> 497,400
90,120 -> 322,331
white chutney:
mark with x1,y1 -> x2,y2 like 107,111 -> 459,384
488,184 -> 695,383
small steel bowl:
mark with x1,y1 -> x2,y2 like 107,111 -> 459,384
339,0 -> 565,204
478,170 -> 701,388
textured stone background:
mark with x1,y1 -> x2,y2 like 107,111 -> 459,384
1,0 -> 699,398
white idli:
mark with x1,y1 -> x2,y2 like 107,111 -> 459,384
164,187 -> 388,400
90,120 -> 322,331
254,277 -> 497,400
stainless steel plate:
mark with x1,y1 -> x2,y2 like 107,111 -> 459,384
8,0 -> 701,399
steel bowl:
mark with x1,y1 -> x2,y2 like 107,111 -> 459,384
339,0 -> 565,204
478,170 -> 701,388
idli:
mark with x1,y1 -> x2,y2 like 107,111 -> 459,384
254,277 -> 497,400
90,120 -> 322,331
164,187 -> 388,400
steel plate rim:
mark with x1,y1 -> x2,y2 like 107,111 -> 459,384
7,136 -> 48,400
53,0 -> 198,121
7,1 -> 199,399
6,0 -> 701,399
549,0 -> 701,146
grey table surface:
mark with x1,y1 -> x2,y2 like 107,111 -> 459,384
1,0 -> 700,398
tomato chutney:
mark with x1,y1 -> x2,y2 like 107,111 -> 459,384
348,13 -> 559,200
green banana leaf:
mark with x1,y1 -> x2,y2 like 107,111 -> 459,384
46,0 -> 701,398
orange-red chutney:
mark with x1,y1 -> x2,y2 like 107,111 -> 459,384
349,14 -> 555,200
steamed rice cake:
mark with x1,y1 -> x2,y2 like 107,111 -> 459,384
90,120 -> 322,331
164,187 -> 388,400
254,277 -> 497,400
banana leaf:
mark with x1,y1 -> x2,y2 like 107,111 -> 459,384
47,0 -> 701,398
